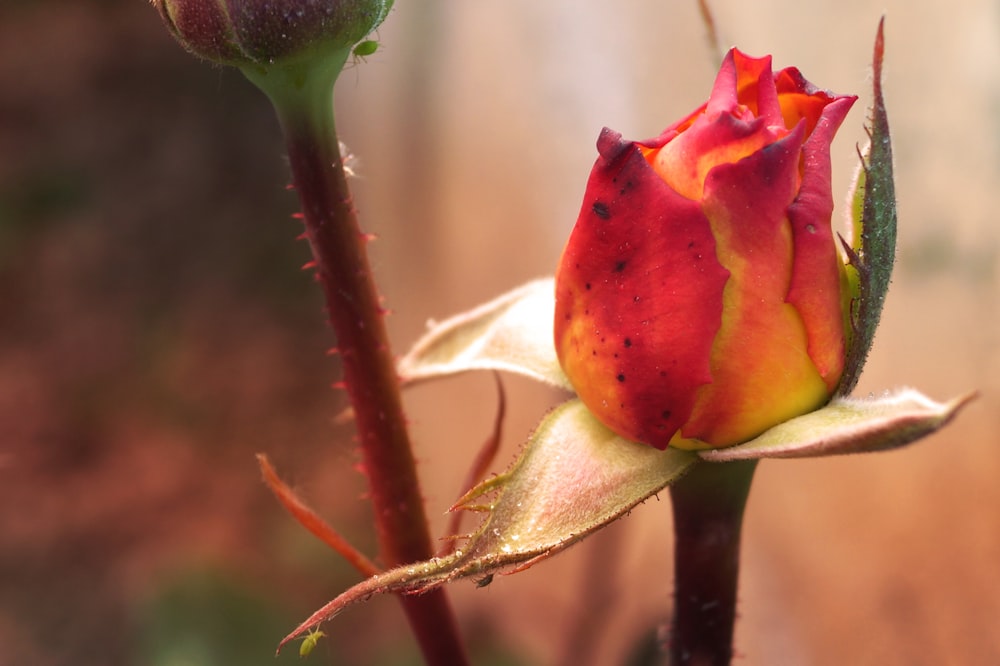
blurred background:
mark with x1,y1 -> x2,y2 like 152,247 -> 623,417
1,0 -> 997,664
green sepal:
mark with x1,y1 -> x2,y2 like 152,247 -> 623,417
837,18 -> 897,396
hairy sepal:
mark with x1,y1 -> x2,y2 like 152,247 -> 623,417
398,279 -> 571,390
277,399 -> 695,652
837,18 -> 897,395
698,389 -> 975,462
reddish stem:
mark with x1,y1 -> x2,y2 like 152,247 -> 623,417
668,460 -> 756,666
248,61 -> 469,665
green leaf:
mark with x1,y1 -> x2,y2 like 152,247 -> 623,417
838,18 -> 897,396
277,400 -> 696,652
398,278 -> 572,390
698,389 -> 975,462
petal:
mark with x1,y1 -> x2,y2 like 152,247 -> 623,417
773,67 -> 841,136
733,51 -> 782,127
704,49 -> 741,117
706,49 -> 773,119
649,112 -> 781,201
681,123 -> 830,447
698,389 -> 975,461
398,279 -> 570,391
785,94 -> 856,390
555,129 -> 729,450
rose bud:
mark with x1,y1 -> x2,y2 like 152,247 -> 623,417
152,0 -> 393,68
554,49 -> 857,450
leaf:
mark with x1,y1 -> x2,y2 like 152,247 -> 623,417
838,17 -> 897,396
277,400 -> 696,652
398,278 -> 572,390
698,389 -> 975,462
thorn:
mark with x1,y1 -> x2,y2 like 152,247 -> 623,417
302,260 -> 318,271
377,307 -> 393,317
291,212 -> 305,220
837,234 -> 859,265
333,405 -> 354,425
285,183 -> 295,191
331,380 -> 348,390
326,347 -> 340,356
359,232 -> 378,243
855,143 -> 870,175
296,232 -> 308,241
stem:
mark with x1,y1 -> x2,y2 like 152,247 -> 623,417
668,460 -> 757,666
243,57 -> 468,666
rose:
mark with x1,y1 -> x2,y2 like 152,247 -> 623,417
554,49 -> 857,450
289,32 -> 972,641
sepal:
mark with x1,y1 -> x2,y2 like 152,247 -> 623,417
277,399 -> 695,652
398,279 -> 571,390
698,389 -> 975,462
837,18 -> 897,395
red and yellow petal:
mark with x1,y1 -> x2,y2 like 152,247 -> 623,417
679,124 -> 829,447
555,129 -> 730,450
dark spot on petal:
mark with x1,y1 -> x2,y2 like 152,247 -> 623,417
661,410 -> 672,420
688,241 -> 695,249
585,282 -> 592,290
805,223 -> 816,233
633,295 -> 641,303
613,353 -> 619,359
623,338 -> 632,348
613,260 -> 627,273
616,373 -> 626,382
592,201 -> 611,220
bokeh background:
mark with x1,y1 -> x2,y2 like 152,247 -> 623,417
2,0 -> 997,664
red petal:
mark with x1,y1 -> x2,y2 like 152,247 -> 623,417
555,129 -> 730,450
681,123 -> 830,446
786,94 -> 856,389
648,112 -> 777,201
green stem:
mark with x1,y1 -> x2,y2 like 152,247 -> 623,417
668,460 -> 756,666
243,56 -> 468,666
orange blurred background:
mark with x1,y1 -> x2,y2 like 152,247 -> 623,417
1,1 -> 997,664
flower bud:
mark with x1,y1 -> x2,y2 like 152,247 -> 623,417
152,0 -> 392,68
555,50 -> 857,450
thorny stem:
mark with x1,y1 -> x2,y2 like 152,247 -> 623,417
243,57 -> 469,666
668,460 -> 756,666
